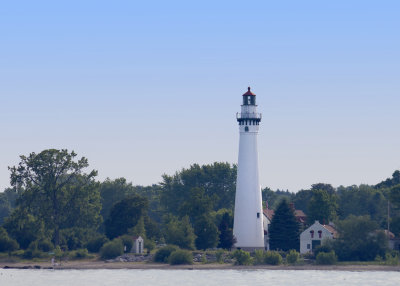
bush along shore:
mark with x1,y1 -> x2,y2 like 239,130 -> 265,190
1,245 -> 399,270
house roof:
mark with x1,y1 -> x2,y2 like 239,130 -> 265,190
322,224 -> 338,239
263,207 -> 307,223
294,210 -> 306,217
263,208 -> 275,220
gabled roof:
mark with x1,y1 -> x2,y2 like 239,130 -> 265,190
263,208 -> 275,220
322,224 -> 338,239
263,207 -> 307,223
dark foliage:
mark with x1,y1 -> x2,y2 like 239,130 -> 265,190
154,245 -> 178,263
269,199 -> 300,251
105,194 -> 148,239
218,212 -> 236,250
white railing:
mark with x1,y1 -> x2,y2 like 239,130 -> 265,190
236,112 -> 262,120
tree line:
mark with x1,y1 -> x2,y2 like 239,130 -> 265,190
0,149 -> 399,261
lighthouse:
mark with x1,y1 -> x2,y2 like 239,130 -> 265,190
233,87 -> 264,250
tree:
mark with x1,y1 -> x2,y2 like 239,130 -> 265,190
179,187 -> 214,222
99,178 -> 135,223
160,162 -> 237,216
307,189 -> 337,224
291,189 -> 313,213
218,212 -> 236,250
375,170 -> 400,189
337,185 -> 387,224
164,215 -> 196,250
105,194 -> 148,239
129,216 -> 146,238
0,194 -> 11,225
3,208 -> 47,249
8,149 -> 100,246
390,184 -> 400,209
0,227 -> 19,252
333,215 -> 387,261
194,215 -> 219,250
269,199 -> 300,251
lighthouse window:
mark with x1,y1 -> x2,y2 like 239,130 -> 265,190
257,212 -> 260,218
245,126 -> 249,132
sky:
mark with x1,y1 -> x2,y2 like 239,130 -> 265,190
0,1 -> 399,192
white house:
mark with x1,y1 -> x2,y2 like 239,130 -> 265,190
300,221 -> 337,254
132,236 -> 144,254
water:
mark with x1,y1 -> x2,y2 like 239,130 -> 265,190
0,269 -> 399,286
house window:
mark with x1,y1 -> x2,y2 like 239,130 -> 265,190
310,230 -> 314,238
307,244 -> 310,249
318,230 -> 322,238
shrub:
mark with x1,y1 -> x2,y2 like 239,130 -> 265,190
100,239 -> 124,259
145,239 -> 156,253
59,228 -> 95,251
215,249 -> 225,263
120,235 -> 134,252
316,251 -> 337,265
72,248 -> 90,259
286,250 -> 300,264
0,228 -> 19,252
385,252 -> 399,266
169,249 -> 193,265
86,235 -> 109,253
23,249 -> 47,259
154,245 -> 178,263
264,251 -> 283,265
37,239 -> 54,252
253,249 -> 265,265
233,249 -> 252,265
314,244 -> 333,258
0,237 -> 19,252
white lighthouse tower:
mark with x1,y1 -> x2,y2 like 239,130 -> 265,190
233,87 -> 264,250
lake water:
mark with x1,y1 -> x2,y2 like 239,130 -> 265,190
1,269 -> 399,286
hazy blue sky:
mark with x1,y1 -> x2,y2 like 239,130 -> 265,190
1,1 -> 399,192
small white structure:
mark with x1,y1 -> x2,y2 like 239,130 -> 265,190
132,236 -> 144,254
300,221 -> 337,254
233,87 -> 264,250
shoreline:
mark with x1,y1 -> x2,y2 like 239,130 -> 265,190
1,260 -> 400,272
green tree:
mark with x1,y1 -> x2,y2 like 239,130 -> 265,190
307,189 -> 337,224
333,215 -> 387,261
291,189 -> 313,213
3,208 -> 47,249
337,185 -> 387,225
99,178 -> 135,223
390,184 -> 400,209
8,149 -> 100,246
218,212 -> 236,250
375,170 -> 400,189
105,194 -> 148,239
0,193 -> 11,225
194,215 -> 219,250
0,227 -> 19,252
269,199 -> 300,251
160,162 -> 237,215
179,187 -> 214,221
129,216 -> 146,238
164,215 -> 195,250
